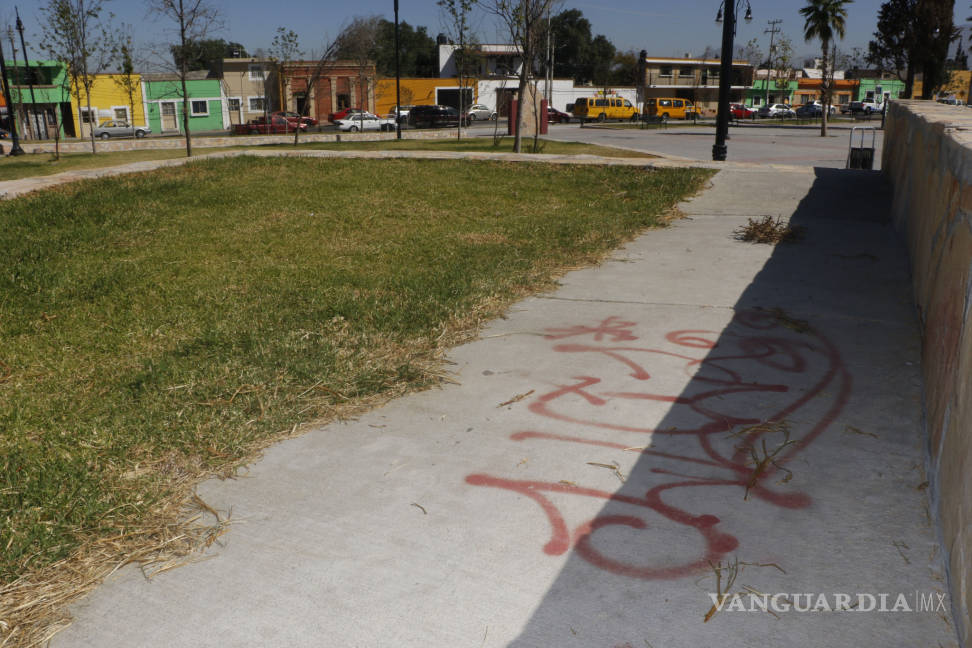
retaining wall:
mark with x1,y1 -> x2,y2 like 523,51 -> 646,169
0,128 -> 468,155
883,100 -> 972,645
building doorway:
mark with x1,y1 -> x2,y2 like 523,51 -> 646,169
160,102 -> 178,131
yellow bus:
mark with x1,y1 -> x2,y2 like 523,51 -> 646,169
571,96 -> 640,123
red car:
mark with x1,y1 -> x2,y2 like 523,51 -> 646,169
547,107 -> 572,123
272,111 -> 318,127
328,107 -> 365,123
730,103 -> 757,120
232,115 -> 307,135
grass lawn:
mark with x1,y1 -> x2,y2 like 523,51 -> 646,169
0,137 -> 654,182
0,155 -> 711,643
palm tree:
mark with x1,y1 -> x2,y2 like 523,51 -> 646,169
800,0 -> 852,136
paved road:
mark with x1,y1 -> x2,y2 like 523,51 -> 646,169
51,158 -> 956,647
540,121 -> 883,169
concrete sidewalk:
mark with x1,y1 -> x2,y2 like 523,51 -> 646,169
51,163 -> 958,647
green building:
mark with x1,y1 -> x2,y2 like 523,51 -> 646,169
745,78 -> 798,107
2,60 -> 73,139
854,77 -> 906,102
142,72 -> 227,135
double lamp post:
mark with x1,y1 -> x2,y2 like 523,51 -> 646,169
712,0 -> 752,161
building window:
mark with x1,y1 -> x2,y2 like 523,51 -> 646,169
337,93 -> 350,109
708,67 -> 719,78
190,100 -> 209,116
248,64 -> 266,81
659,66 -> 673,77
679,66 -> 693,77
248,96 -> 265,112
80,108 -> 96,124
227,97 -> 241,113
752,96 -> 762,106
113,107 -> 129,121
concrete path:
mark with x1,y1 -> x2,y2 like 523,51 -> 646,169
46,160 -> 957,647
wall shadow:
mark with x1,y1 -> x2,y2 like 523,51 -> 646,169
463,167 -> 940,646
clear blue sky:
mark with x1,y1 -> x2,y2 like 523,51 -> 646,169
8,0 -> 967,67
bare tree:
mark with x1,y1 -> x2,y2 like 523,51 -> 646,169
291,42 -> 343,146
39,0 -> 116,153
146,0 -> 221,156
439,0 -> 475,141
481,0 -> 560,153
113,28 -> 141,142
334,16 -> 381,113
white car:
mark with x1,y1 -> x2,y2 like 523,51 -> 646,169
758,103 -> 796,118
334,112 -> 396,132
465,104 -> 496,121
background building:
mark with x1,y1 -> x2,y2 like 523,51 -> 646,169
640,55 -> 754,114
141,72 -> 227,135
216,58 -> 279,126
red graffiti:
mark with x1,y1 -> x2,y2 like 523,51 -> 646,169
465,310 -> 850,579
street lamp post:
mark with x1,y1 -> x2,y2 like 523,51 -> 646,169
394,0 -> 402,140
712,0 -> 752,161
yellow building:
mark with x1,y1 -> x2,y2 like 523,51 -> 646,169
72,73 -> 148,138
939,70 -> 972,103
374,78 -> 474,115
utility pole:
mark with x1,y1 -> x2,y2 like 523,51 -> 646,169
15,7 -> 39,140
764,19 -> 782,106
0,28 -> 25,154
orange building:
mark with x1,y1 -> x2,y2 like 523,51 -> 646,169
793,78 -> 859,108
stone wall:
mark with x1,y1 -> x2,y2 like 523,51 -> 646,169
0,128 -> 467,155
883,100 -> 972,645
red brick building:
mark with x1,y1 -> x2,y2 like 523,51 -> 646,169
280,61 -> 376,121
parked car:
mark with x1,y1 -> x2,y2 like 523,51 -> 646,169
847,99 -> 884,114
547,107 -> 572,123
232,115 -> 306,135
465,104 -> 496,121
386,105 -> 414,124
730,103 -> 757,120
938,97 -> 964,106
758,103 -> 796,118
272,111 -> 318,127
0,127 -> 8,139
795,101 -> 836,118
328,107 -> 366,123
334,112 -> 396,132
92,119 -> 152,139
408,104 -> 467,128
642,97 -> 698,121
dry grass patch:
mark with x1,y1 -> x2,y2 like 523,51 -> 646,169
0,157 -> 712,645
733,215 -> 805,244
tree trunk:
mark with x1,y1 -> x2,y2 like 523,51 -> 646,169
820,39 -> 829,138
181,70 -> 191,156
84,88 -> 97,153
179,1 -> 192,157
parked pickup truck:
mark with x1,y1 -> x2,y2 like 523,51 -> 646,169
232,115 -> 307,135
847,99 -> 884,115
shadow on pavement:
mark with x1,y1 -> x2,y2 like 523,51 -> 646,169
468,168 -> 953,647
